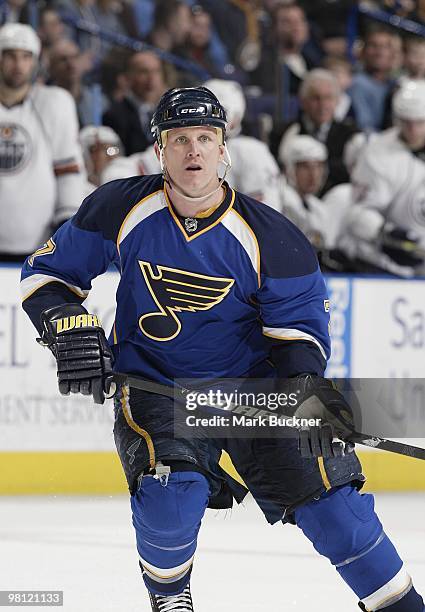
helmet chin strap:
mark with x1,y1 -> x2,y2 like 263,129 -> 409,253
160,144 -> 232,204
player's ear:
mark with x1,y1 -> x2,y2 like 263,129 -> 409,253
154,142 -> 161,161
218,143 -> 225,161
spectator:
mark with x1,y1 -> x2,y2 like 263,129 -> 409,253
251,2 -> 323,98
407,0 -> 425,24
102,50 -> 167,155
401,37 -> 425,82
148,0 -> 192,54
52,0 -> 98,54
272,68 -> 359,194
0,0 -> 28,26
323,56 -> 357,124
199,0 -> 262,72
48,38 -> 107,126
299,0 -> 353,57
37,8 -> 66,79
350,27 -> 400,130
79,125 -> 122,192
0,24 -> 85,261
343,81 -> 425,277
182,5 -> 230,78
99,46 -> 132,105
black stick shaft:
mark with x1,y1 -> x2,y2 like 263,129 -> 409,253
110,373 -> 425,461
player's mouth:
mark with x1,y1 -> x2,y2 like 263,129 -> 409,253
185,164 -> 203,172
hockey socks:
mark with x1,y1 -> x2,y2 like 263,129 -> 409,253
294,485 -> 424,611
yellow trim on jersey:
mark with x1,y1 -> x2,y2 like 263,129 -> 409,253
116,189 -> 163,255
120,385 -> 156,470
113,322 -> 118,345
21,279 -> 86,303
229,209 -> 261,288
164,186 -> 236,242
317,457 -> 331,490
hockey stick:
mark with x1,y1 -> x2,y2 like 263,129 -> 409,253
109,372 -> 425,461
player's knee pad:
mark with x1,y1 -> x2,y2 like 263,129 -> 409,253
131,470 -> 210,596
294,485 -> 408,605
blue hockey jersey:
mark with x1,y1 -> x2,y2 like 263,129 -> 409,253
21,174 -> 330,384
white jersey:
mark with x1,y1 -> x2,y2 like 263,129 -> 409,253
348,127 -> 425,243
101,135 -> 281,210
276,178 -> 339,248
226,136 -> 281,209
0,84 -> 85,254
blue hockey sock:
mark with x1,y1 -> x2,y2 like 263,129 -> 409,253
294,485 -> 424,611
131,471 -> 210,596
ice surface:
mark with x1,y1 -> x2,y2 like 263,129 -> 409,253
0,493 -> 424,611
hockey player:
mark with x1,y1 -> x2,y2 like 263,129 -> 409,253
21,87 -> 424,611
344,80 -> 425,276
277,135 -> 331,247
0,23 -> 86,261
100,79 -> 282,211
79,124 -> 122,193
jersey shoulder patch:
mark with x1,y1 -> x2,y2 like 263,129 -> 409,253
73,174 -> 164,241
232,192 -> 318,279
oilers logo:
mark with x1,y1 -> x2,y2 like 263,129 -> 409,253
0,123 -> 32,174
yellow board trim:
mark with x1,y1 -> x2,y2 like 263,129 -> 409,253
0,451 -> 424,495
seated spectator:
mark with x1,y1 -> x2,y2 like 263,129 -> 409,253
182,5 -> 230,79
277,135 -> 335,248
0,0 -> 28,26
37,8 -> 66,79
407,0 -> 425,24
199,0 -> 263,72
148,0 -> 191,55
48,38 -> 107,126
0,24 -> 85,261
323,56 -> 357,124
272,68 -> 359,194
99,47 -> 132,105
79,125 -> 122,192
342,81 -> 425,277
298,0 -> 353,57
400,37 -> 425,83
350,26 -> 400,131
251,1 -> 323,99
102,50 -> 167,155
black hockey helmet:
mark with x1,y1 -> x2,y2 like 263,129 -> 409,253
151,86 -> 227,147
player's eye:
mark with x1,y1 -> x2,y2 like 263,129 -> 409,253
176,136 -> 188,144
199,135 -> 211,143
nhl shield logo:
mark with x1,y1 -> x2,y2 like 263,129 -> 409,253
184,217 -> 198,233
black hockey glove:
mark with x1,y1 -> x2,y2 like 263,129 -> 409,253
39,304 -> 114,404
381,223 -> 424,268
286,375 -> 355,459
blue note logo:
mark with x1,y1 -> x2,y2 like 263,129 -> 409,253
138,261 -> 234,342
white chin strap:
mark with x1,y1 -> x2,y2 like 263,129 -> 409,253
160,144 -> 232,203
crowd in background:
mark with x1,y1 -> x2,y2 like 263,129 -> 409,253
2,0 -> 425,277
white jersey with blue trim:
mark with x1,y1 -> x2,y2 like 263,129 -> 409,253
21,174 -> 330,384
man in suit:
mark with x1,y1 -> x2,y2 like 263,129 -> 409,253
103,50 -> 167,155
271,68 -> 359,195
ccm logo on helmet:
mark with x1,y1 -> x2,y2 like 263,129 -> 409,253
179,106 -> 206,115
